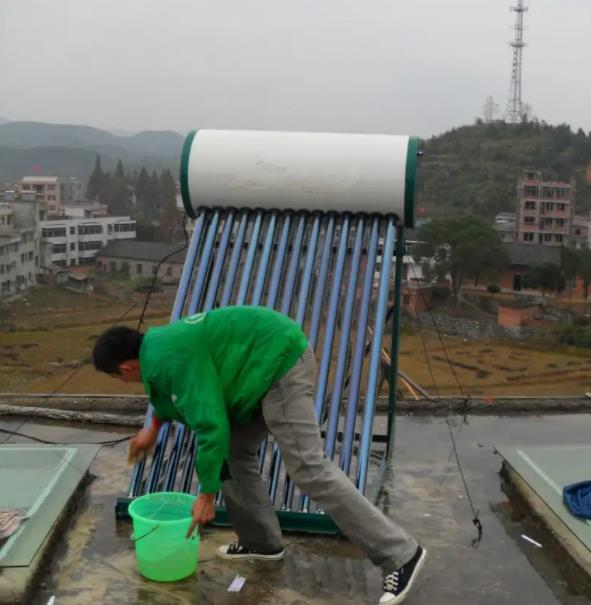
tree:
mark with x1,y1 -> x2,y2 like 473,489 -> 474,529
417,121 -> 591,219
135,167 -> 149,211
523,263 -> 566,297
98,160 -> 130,215
105,179 -> 130,215
521,103 -> 535,123
158,169 -> 179,242
561,246 -> 579,282
115,159 -> 125,180
483,96 -> 499,123
576,248 -> 591,300
86,155 -> 106,200
415,214 -> 509,303
98,170 -> 111,205
559,246 -> 591,302
561,246 -> 579,307
0,300 -> 11,330
144,170 -> 161,217
134,215 -> 160,241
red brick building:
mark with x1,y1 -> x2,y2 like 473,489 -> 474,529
499,243 -> 561,292
497,302 -> 543,327
402,283 -> 432,315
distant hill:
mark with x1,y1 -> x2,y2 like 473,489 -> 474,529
0,146 -> 179,185
0,121 -> 184,182
0,121 -> 184,155
417,121 -> 591,218
2,119 -> 590,216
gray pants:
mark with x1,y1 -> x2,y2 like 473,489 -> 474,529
221,347 -> 418,572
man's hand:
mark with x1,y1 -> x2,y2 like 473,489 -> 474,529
127,426 -> 159,464
186,493 -> 216,538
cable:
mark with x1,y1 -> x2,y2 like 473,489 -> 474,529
137,213 -> 189,331
0,297 -> 142,448
409,262 -> 482,548
0,214 -> 191,531
445,417 -> 482,548
0,296 -> 142,447
418,321 -> 440,397
3,214 -> 190,457
410,264 -> 471,411
0,427 -> 131,446
14,214 -> 187,411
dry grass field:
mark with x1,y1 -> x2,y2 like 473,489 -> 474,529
0,286 -> 169,394
2,285 -> 591,397
396,330 -> 591,396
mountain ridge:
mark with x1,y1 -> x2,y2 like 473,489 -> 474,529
1,120 -> 590,216
0,121 -> 184,156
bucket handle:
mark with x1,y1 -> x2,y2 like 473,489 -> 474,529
131,524 -> 160,543
131,524 -> 200,542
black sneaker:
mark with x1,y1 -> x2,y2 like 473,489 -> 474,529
380,546 -> 427,605
217,542 -> 285,561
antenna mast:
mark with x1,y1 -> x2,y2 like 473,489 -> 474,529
505,0 -> 528,123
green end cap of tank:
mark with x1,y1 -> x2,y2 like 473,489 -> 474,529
180,130 -> 198,219
404,136 -> 419,228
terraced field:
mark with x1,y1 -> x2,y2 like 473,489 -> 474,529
2,285 -> 590,397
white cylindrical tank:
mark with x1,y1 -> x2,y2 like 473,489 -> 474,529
180,129 -> 418,227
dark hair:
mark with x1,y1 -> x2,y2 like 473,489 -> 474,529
92,326 -> 144,374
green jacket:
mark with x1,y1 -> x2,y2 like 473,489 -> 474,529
139,306 -> 308,493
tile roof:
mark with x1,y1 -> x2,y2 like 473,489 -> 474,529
504,242 -> 561,267
98,240 -> 186,263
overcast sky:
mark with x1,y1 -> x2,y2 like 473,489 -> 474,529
1,0 -> 589,138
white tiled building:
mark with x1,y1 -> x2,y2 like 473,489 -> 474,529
60,177 -> 85,204
40,215 -> 136,267
62,201 -> 108,219
571,214 -> 590,249
494,212 -> 517,243
0,193 -> 136,294
0,202 -> 40,297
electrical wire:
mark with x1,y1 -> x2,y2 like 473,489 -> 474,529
418,322 -> 440,397
1,212 -> 191,507
2,214 -> 190,457
408,262 -> 482,548
0,299 -> 140,447
445,416 -> 482,548
0,427 -> 131,446
137,214 -> 189,331
409,263 -> 472,402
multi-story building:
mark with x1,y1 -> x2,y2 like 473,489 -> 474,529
2,189 -> 16,202
60,177 -> 85,204
62,201 -> 108,219
494,212 -> 516,243
0,204 -> 13,229
571,214 -> 590,249
515,170 -> 573,246
40,215 -> 136,267
0,202 -> 40,297
0,231 -> 22,296
19,176 -> 62,216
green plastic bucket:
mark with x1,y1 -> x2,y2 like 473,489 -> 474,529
129,491 -> 199,582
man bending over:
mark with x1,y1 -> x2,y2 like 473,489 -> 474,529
92,306 -> 426,605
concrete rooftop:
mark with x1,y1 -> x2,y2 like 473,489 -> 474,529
2,413 -> 591,605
